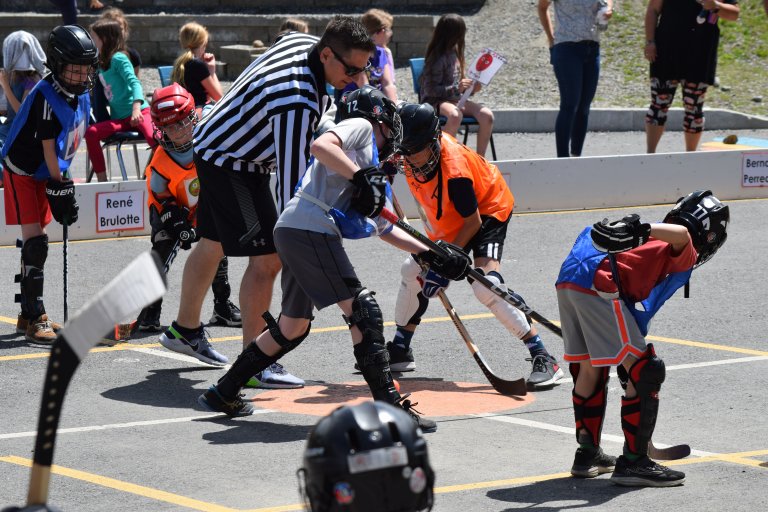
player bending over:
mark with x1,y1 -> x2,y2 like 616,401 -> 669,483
557,190 -> 728,486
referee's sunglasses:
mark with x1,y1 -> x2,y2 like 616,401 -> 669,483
329,47 -> 371,77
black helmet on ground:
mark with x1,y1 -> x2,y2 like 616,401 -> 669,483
47,25 -> 99,95
298,401 -> 434,512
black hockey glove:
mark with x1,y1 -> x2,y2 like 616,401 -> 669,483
350,166 -> 388,218
590,214 -> 651,253
161,205 -> 197,250
45,179 -> 79,226
415,240 -> 472,281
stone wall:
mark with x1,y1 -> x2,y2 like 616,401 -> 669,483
0,14 -> 436,75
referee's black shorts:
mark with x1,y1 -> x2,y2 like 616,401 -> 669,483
194,154 -> 277,257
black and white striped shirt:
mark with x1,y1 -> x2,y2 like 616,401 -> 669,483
194,33 -> 332,211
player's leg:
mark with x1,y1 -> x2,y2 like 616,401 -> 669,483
469,216 -> 563,388
390,255 -> 430,372
682,80 -> 707,152
557,287 -> 617,478
138,214 -> 173,332
199,312 -> 311,417
208,257 -> 242,328
612,346 -> 685,486
645,78 -> 677,153
461,99 -> 494,158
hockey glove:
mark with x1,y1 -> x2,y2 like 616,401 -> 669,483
45,179 -> 79,226
415,240 -> 472,281
590,214 -> 651,253
161,205 -> 197,250
417,267 -> 450,298
350,166 -> 388,218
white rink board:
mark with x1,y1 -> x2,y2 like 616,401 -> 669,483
3,148 -> 767,245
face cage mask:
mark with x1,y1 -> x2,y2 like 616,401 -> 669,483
378,114 -> 403,161
154,110 -> 197,153
402,138 -> 441,183
56,64 -> 97,95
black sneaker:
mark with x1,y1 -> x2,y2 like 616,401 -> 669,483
526,354 -> 565,389
387,341 -> 416,372
138,307 -> 162,332
396,394 -> 437,433
610,455 -> 685,487
571,446 -> 617,478
197,386 -> 254,417
209,300 -> 242,327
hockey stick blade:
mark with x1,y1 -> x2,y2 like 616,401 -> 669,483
380,207 -> 562,337
25,251 -> 166,506
648,440 -> 691,460
439,292 -> 527,396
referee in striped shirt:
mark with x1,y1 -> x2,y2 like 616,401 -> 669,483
160,17 -> 377,378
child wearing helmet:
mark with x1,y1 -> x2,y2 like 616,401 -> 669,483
391,101 -> 565,390
2,25 -> 97,343
555,190 -> 728,487
125,84 -> 239,365
198,86 -> 470,432
299,401 -> 435,511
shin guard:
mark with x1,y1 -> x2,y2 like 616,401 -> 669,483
470,269 -> 531,339
347,287 -> 400,403
571,364 -> 610,447
621,344 -> 666,456
216,312 -> 310,399
16,235 -> 49,319
211,256 -> 231,302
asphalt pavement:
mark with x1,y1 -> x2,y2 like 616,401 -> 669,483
1,130 -> 767,511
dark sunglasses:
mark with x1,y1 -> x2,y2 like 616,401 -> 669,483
329,47 -> 371,77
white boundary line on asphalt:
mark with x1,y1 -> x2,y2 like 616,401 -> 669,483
0,410 -> 274,441
1,354 -> 764,443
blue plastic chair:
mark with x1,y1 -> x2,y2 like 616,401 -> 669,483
158,66 -> 173,87
409,57 -> 496,160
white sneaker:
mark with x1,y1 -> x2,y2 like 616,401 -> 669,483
159,324 -> 228,367
245,362 -> 305,389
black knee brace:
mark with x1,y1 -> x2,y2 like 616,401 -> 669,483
216,311 -> 311,399
15,235 -> 49,318
621,344 -> 666,456
346,286 -> 400,404
211,257 -> 231,302
571,363 -> 610,447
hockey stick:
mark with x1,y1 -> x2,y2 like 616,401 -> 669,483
648,440 -> 691,460
112,240 -> 181,340
380,207 -> 563,337
390,196 -> 527,396
20,251 -> 166,507
62,224 -> 68,323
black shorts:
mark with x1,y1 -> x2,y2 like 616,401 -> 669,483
194,154 -> 277,257
466,214 -> 510,261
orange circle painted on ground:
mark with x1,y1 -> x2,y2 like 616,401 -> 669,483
249,379 -> 535,417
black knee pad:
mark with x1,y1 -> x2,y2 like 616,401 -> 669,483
342,286 -> 384,344
627,344 -> 665,395
21,235 -> 49,270
262,311 -> 311,353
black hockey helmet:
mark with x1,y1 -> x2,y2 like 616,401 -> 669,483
396,102 -> 441,183
663,190 -> 729,267
298,401 -> 434,512
338,85 -> 402,160
47,25 -> 99,95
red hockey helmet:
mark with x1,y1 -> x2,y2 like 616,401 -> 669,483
150,83 -> 197,152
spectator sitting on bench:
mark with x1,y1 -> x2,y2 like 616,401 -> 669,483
420,13 -> 494,158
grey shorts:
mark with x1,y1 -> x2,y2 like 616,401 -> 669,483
274,227 -> 358,318
557,286 -> 648,367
